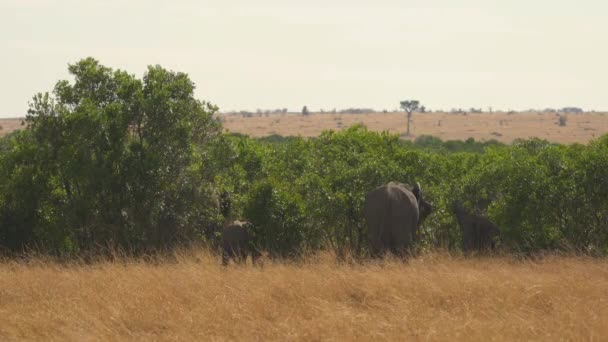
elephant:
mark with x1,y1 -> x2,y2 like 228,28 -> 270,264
221,220 -> 261,265
363,182 -> 433,258
451,201 -> 499,254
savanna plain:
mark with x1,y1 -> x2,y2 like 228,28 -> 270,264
1,251 -> 607,341
3,110 -> 608,144
2,112 -> 608,341
221,111 -> 608,144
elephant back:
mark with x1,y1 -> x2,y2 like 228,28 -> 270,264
364,183 -> 419,220
364,182 -> 420,257
222,220 -> 252,249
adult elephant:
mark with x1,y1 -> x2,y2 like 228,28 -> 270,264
221,220 -> 261,265
363,182 -> 432,258
452,201 -> 499,254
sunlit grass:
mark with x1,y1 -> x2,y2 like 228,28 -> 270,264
0,250 -> 606,341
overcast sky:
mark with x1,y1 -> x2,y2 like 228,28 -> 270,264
1,0 -> 606,116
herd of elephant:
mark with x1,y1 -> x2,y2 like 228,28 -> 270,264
220,182 -> 500,265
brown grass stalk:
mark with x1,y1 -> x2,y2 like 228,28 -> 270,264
0,251 -> 606,341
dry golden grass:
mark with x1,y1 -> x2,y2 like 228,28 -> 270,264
3,112 -> 608,144
221,111 -> 608,144
0,118 -> 24,137
0,251 -> 607,341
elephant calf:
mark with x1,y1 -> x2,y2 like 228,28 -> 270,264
452,201 -> 499,254
221,220 -> 261,265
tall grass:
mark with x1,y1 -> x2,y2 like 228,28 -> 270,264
0,251 -> 606,341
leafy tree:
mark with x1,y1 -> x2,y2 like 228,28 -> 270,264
400,100 -> 421,136
0,57 -> 221,254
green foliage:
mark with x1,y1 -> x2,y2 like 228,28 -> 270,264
1,58 -> 608,258
414,135 -> 504,153
0,58 -> 220,255
400,100 -> 420,114
244,179 -> 311,258
233,128 -> 608,257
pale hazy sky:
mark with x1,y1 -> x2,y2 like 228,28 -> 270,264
1,0 -> 607,116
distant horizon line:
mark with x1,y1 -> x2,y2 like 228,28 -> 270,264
1,107 -> 606,119
218,108 -> 605,114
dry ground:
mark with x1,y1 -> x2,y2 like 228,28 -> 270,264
221,111 -> 608,144
0,252 -> 606,341
0,118 -> 24,138
2,112 -> 607,144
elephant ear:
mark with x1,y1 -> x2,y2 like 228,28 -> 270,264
452,200 -> 465,214
243,221 -> 254,231
413,182 -> 423,202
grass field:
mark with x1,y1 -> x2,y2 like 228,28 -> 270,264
221,111 -> 608,144
3,111 -> 608,144
1,251 -> 606,341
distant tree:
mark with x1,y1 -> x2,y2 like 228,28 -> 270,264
302,106 -> 309,116
560,107 -> 583,113
400,100 -> 421,136
338,108 -> 375,114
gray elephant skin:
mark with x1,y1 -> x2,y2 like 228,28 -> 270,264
363,182 -> 432,258
452,201 -> 499,254
221,220 -> 261,265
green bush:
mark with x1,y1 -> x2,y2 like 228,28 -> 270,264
1,58 -> 607,258
244,179 -> 310,258
0,58 -> 221,255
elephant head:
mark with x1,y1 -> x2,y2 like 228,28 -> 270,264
413,183 -> 433,225
451,200 -> 466,217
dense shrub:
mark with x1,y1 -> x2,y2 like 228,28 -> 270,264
1,58 -> 607,258
234,128 -> 608,256
0,58 -> 221,255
